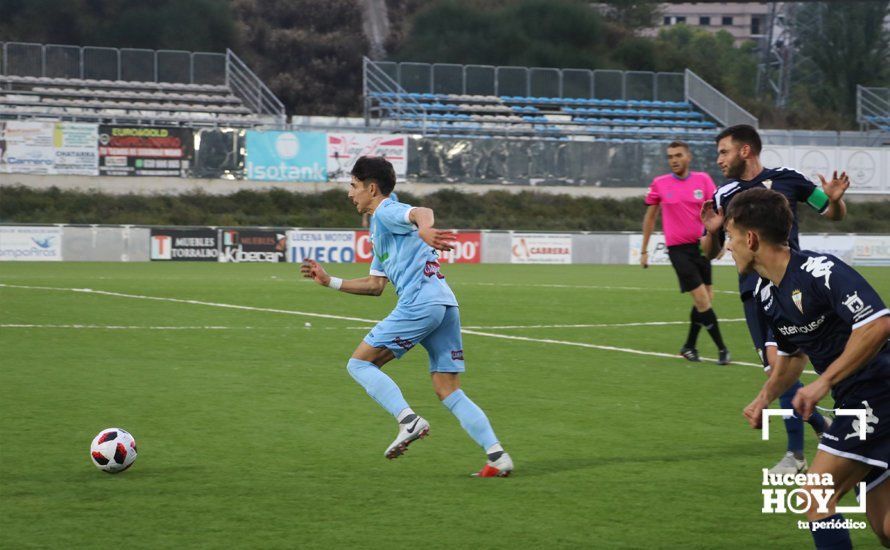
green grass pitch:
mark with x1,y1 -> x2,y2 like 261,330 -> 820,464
1,262 -> 888,549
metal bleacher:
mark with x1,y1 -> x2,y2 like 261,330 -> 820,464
0,42 -> 285,128
857,85 -> 890,140
363,58 -> 758,142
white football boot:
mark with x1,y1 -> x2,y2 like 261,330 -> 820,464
384,415 -> 430,459
473,452 -> 514,478
769,451 -> 807,475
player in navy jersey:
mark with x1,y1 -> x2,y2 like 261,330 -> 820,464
301,156 -> 512,477
730,189 -> 890,549
701,124 -> 851,475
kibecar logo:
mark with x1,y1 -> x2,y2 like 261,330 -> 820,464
760,409 -> 868,520
801,256 -> 834,289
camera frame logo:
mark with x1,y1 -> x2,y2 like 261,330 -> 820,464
760,409 -> 867,515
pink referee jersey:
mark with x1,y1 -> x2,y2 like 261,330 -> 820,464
644,171 -> 716,247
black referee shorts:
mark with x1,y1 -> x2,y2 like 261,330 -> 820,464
667,243 -> 712,293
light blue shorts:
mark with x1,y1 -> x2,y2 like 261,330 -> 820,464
364,304 -> 465,373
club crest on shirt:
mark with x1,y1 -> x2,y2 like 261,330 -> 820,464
693,189 -> 704,200
792,289 -> 803,314
762,179 -> 773,190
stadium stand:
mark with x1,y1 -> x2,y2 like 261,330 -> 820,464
857,85 -> 890,139
363,58 -> 756,142
0,42 -> 284,127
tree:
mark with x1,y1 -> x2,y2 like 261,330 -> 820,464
392,0 -> 610,69
786,1 -> 890,120
0,0 -> 236,52
231,0 -> 368,116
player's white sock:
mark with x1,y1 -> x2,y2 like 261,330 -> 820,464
397,408 -> 416,423
486,443 -> 504,456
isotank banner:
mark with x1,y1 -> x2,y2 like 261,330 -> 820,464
245,131 -> 327,182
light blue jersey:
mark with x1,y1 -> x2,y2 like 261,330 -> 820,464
369,197 -> 458,308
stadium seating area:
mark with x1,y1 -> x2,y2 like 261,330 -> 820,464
864,115 -> 890,132
0,75 -> 258,127
368,91 -> 718,142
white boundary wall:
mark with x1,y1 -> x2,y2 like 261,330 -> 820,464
2,226 -> 889,266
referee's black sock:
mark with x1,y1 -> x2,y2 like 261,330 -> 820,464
684,307 -> 702,349
698,308 -> 727,351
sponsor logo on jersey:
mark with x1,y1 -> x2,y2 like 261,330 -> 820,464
801,255 -> 834,289
393,336 -> 415,350
845,400 -> 878,441
842,291 -> 875,323
777,314 -> 826,336
792,289 -> 803,314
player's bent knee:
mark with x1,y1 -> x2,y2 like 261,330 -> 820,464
431,372 -> 461,401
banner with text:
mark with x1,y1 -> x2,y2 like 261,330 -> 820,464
628,234 -> 735,266
853,235 -> 890,266
99,126 -> 193,177
327,133 -> 407,182
54,123 -> 99,175
0,121 -> 55,174
246,131 -> 327,182
511,234 -> 572,264
220,229 -> 287,263
150,228 -> 218,261
0,226 -> 62,261
287,230 -> 356,263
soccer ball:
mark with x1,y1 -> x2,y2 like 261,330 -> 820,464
90,428 -> 138,473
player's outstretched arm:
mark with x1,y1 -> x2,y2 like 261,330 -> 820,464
409,207 -> 456,252
744,353 -> 805,429
300,259 -> 388,296
818,171 -> 849,221
793,316 -> 890,420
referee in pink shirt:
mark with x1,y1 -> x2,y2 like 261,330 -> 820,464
641,141 -> 730,365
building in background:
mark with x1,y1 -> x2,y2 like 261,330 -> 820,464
644,2 -> 773,45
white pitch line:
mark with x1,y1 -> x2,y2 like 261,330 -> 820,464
0,324 -> 367,331
458,281 -> 739,295
462,319 -> 746,330
1,324 -> 237,330
0,282 -> 815,374
0,283 -> 378,323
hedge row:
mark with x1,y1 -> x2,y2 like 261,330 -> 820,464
2,185 -> 889,233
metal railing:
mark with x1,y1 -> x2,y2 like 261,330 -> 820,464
365,59 -> 686,101
857,85 -> 890,132
1,41 -> 226,84
684,69 -> 758,128
1,41 -> 285,123
225,49 -> 285,124
363,56 -> 428,134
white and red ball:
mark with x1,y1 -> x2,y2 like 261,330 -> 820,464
90,428 -> 138,473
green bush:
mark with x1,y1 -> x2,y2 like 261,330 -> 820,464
2,185 -> 889,233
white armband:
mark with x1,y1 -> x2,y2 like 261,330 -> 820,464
328,277 -> 343,290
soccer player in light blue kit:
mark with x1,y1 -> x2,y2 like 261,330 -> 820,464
300,156 -> 513,477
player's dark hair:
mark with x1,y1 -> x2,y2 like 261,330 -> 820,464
715,124 -> 762,155
351,156 -> 396,195
667,140 -> 689,151
724,188 -> 792,245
